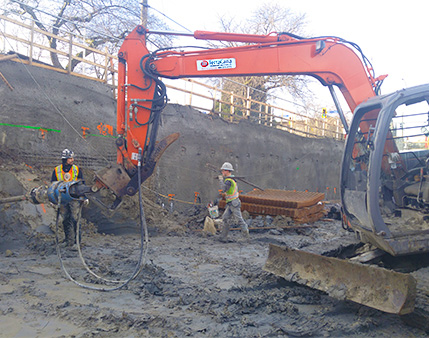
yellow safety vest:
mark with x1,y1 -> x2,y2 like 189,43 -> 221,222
55,164 -> 79,182
225,177 -> 239,202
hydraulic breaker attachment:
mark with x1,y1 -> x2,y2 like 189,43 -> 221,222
263,244 -> 417,315
125,132 -> 180,195
91,132 -> 180,210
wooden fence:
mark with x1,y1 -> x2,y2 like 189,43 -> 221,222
0,14 -> 346,140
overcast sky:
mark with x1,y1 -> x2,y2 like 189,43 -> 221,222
153,0 -> 428,98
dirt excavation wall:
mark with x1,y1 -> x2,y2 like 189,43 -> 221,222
156,104 -> 344,207
0,59 -> 344,214
0,58 -> 117,168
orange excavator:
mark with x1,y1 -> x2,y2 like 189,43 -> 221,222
96,26 -> 429,328
7,25 -> 426,326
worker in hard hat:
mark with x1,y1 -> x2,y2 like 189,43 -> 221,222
51,149 -> 83,247
218,162 -> 250,241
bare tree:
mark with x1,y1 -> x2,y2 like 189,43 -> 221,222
212,4 -> 314,118
3,0 -> 173,70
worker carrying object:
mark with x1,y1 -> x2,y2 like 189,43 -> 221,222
51,149 -> 83,247
218,162 -> 250,241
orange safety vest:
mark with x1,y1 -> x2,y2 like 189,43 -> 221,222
55,164 -> 79,182
225,177 -> 239,202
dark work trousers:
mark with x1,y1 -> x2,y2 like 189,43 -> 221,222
221,198 -> 249,239
61,200 -> 80,246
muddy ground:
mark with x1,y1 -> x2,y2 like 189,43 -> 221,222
0,162 -> 428,338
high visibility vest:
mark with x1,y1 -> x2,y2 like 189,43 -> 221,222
55,164 -> 79,182
225,177 -> 239,202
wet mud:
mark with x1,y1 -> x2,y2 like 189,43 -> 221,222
0,162 -> 427,337
1,220 -> 427,337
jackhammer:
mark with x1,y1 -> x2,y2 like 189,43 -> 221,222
0,164 -> 148,291
0,180 -> 91,206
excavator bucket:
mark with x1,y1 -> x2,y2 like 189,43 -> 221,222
263,244 -> 417,315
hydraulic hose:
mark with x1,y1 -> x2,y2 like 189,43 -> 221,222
55,155 -> 149,291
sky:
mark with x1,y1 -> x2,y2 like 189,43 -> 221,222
151,0 -> 428,111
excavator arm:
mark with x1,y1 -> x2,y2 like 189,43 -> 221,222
92,25 -> 385,208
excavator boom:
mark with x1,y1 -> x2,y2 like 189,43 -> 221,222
95,26 -> 381,206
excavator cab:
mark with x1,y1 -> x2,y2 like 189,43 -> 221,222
341,83 -> 429,256
265,84 -> 429,317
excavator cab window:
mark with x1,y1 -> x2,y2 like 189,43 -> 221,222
342,85 -> 429,256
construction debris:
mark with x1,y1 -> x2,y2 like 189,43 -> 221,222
203,216 -> 217,234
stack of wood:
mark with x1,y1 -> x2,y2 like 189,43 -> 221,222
219,189 -> 325,224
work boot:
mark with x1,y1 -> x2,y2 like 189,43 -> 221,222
220,220 -> 230,239
63,219 -> 76,246
217,235 -> 232,243
242,228 -> 250,239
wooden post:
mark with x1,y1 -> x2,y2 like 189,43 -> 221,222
104,47 -> 108,83
67,33 -> 73,74
110,57 -> 116,98
336,119 -> 340,140
265,105 -> 269,125
189,80 -> 193,106
29,20 -> 34,64
246,87 -> 251,119
218,90 -> 222,117
230,92 -> 234,122
212,86 -> 217,114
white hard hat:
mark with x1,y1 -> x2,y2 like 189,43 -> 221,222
62,149 -> 74,159
220,162 -> 234,171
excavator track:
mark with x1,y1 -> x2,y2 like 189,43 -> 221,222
401,267 -> 429,332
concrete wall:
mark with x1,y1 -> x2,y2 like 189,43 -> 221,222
0,60 -> 344,212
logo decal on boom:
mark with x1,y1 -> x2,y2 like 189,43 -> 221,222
197,58 -> 236,71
